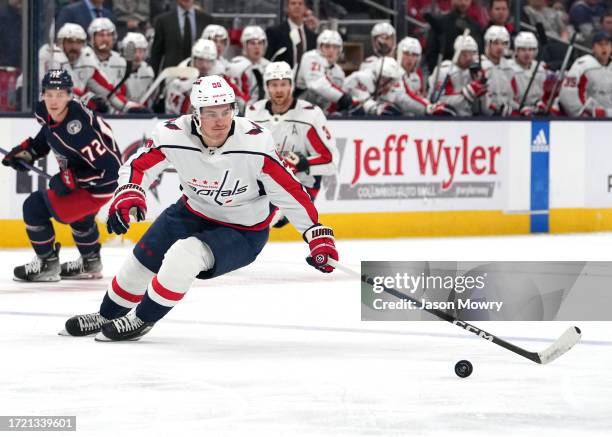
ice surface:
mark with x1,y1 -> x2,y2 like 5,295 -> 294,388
0,233 -> 611,436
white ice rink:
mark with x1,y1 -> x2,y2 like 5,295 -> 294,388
0,233 -> 611,437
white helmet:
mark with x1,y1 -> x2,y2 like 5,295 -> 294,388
373,57 -> 403,81
371,22 -> 396,38
191,38 -> 217,61
453,34 -> 478,53
202,24 -> 228,41
241,25 -> 267,48
191,75 -> 236,134
121,32 -> 148,50
317,29 -> 343,49
264,61 -> 294,92
57,23 -> 86,41
87,17 -> 116,40
484,25 -> 510,45
397,37 -> 422,62
514,31 -> 538,50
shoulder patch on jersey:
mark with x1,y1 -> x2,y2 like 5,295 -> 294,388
67,119 -> 82,135
246,121 -> 263,135
164,119 -> 181,130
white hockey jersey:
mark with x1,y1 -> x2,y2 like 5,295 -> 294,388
92,49 -> 127,88
481,56 -> 514,116
125,62 -> 155,104
119,116 -> 319,233
245,99 -> 338,188
227,56 -> 270,106
38,44 -> 138,113
509,59 -> 547,112
295,49 -> 346,114
359,55 -> 381,73
344,69 -> 429,116
428,60 -> 476,116
559,54 -> 612,117
401,69 -> 425,96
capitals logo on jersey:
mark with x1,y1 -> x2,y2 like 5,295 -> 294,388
187,170 -> 248,205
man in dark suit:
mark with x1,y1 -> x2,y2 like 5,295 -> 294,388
424,0 -> 483,73
56,0 -> 115,34
150,0 -> 212,74
265,0 -> 317,68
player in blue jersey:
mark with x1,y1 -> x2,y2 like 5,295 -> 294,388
2,70 -> 122,282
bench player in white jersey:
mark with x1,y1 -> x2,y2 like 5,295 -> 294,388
246,62 -> 338,228
87,18 -> 127,88
295,29 -> 353,114
559,32 -> 612,117
397,37 -> 425,96
481,25 -> 514,116
62,75 -> 339,341
509,31 -> 548,116
345,57 -> 449,116
360,22 -> 397,73
38,23 -> 142,113
228,25 -> 270,107
429,35 -> 482,116
120,32 -> 155,105
202,24 -> 231,73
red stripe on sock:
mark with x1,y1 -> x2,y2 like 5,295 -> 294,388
151,276 -> 185,302
111,277 -> 143,303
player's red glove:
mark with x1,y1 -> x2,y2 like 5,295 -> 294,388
303,224 -> 338,273
106,183 -> 147,235
462,80 -> 487,102
282,151 -> 310,174
49,168 -> 77,196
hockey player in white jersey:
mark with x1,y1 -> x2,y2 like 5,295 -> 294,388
38,22 -> 143,114
228,25 -> 270,107
397,36 -> 426,96
246,61 -> 338,228
295,29 -> 353,114
360,22 -> 397,72
202,24 -> 231,73
428,34 -> 482,116
120,32 -> 154,104
87,18 -> 126,87
62,75 -> 339,341
481,25 -> 514,116
344,57 -> 448,116
509,31 -> 548,116
559,32 -> 612,117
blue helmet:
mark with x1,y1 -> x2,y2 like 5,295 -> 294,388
41,69 -> 73,91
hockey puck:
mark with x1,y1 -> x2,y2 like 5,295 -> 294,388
454,360 -> 473,378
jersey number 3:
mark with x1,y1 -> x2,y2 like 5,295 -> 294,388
81,139 -> 107,162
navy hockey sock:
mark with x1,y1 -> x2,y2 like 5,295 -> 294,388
135,293 -> 175,323
23,191 -> 55,257
70,216 -> 101,255
99,292 -> 131,320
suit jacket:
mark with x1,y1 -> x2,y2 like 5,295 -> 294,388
56,1 -> 115,34
150,8 -> 212,74
265,20 -> 317,68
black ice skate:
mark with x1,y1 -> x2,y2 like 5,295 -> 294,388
95,312 -> 155,342
60,312 -> 110,336
60,251 -> 103,279
13,243 -> 61,282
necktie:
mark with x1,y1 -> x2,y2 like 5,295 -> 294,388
183,11 -> 192,59
252,68 -> 265,101
95,8 -> 102,18
296,27 -> 305,64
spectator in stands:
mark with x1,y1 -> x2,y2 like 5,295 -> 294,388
56,0 -> 116,34
602,10 -> 612,35
522,0 -> 569,41
424,0 -> 483,73
0,0 -> 22,68
265,0 -> 318,68
486,0 -> 515,36
113,0 -> 151,39
150,0 -> 212,74
569,0 -> 607,44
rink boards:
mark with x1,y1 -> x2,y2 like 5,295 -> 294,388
0,117 -> 611,246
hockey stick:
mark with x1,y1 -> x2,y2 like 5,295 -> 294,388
431,28 -> 470,103
329,259 -> 582,365
518,23 -> 548,111
0,146 -> 52,179
545,32 -> 578,114
107,41 -> 135,100
139,66 -> 199,105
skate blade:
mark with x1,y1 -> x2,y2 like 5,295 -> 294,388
58,329 -> 98,337
94,331 -> 145,342
13,276 -> 61,282
60,273 -> 103,280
